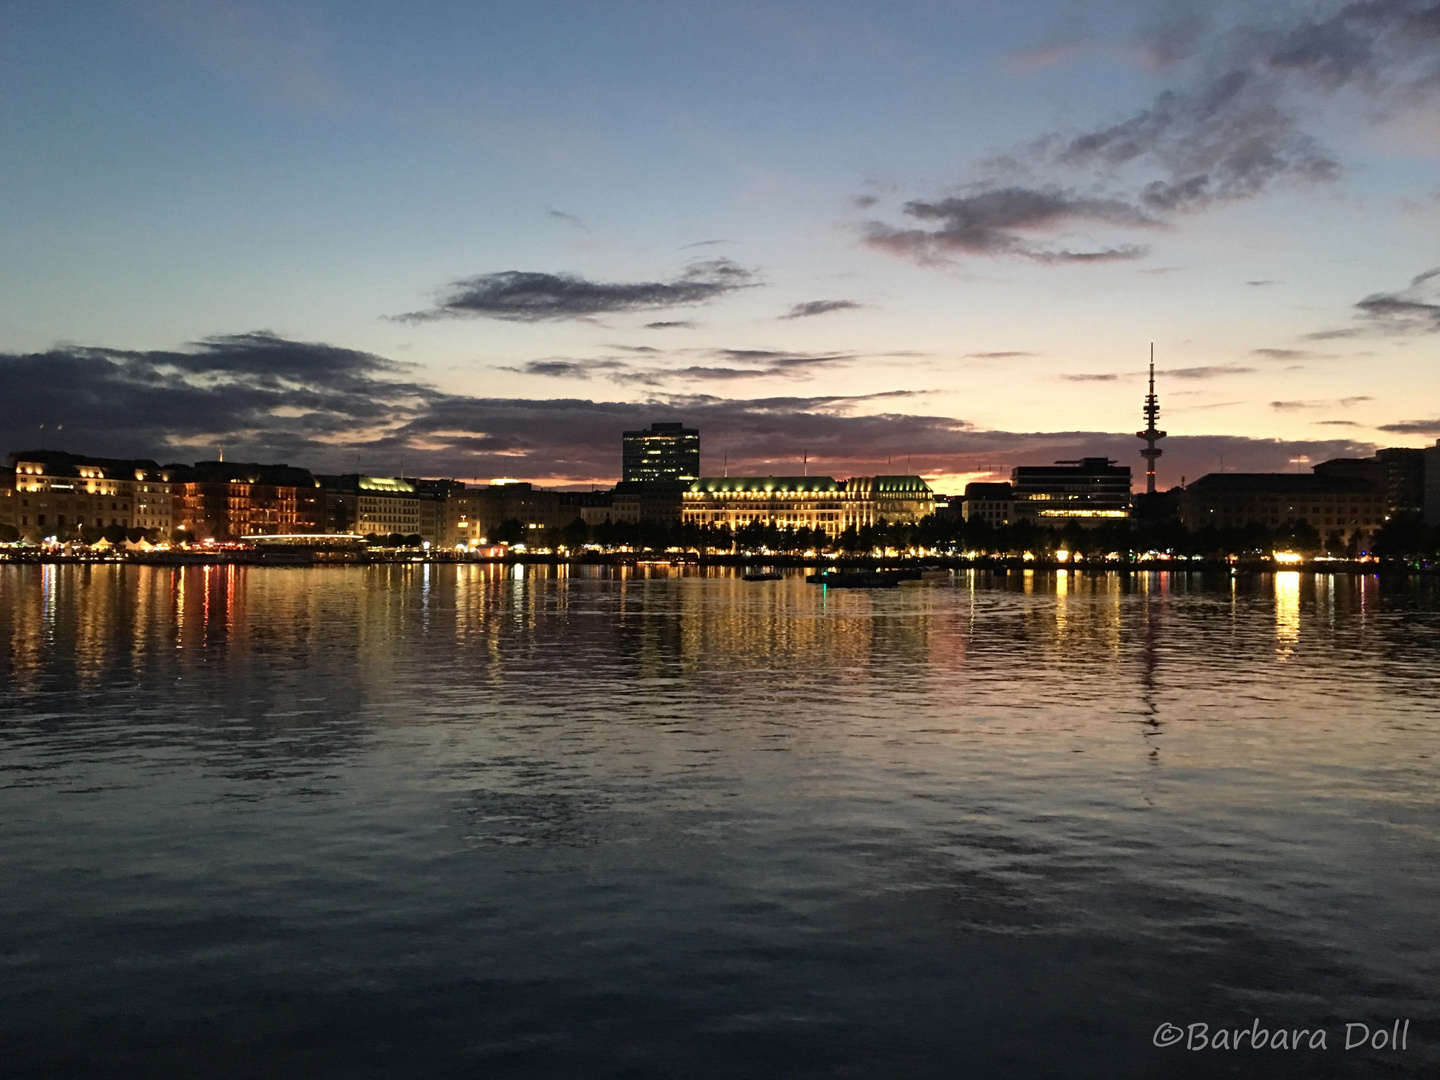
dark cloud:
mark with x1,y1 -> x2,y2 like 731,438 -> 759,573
1355,266 -> 1440,332
1271,394 -> 1372,411
1247,280 -> 1278,286
643,320 -> 696,330
501,359 -> 626,379
864,187 -> 1157,263
1163,364 -> 1256,379
1252,347 -> 1311,359
966,351 -> 1036,359
1378,417 -> 1440,434
545,208 -> 587,229
398,259 -> 757,322
1061,373 -> 1121,382
0,333 -> 1377,487
779,300 -> 863,320
866,2 -> 1440,265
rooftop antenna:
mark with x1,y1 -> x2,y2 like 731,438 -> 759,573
724,453 -> 728,478
1136,342 -> 1165,495
803,451 -> 808,476
218,446 -> 224,462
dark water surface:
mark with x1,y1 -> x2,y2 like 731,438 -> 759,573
2,564 -> 1438,1078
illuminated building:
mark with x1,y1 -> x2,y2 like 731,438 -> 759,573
961,482 -> 1013,526
682,475 -> 934,531
622,422 -> 700,484
441,481 -> 565,547
6,450 -> 173,538
1178,474 -> 1385,540
1011,458 -> 1131,525
173,461 -> 312,539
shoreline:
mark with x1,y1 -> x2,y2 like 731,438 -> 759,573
0,551 -> 1427,574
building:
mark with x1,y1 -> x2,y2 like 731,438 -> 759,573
1011,458 -> 1131,525
0,465 -> 16,536
559,490 -> 615,527
7,450 -> 175,539
841,476 -> 936,528
173,461 -> 312,539
440,481 -> 565,547
961,481 -> 1013,526
1427,441 -> 1440,527
682,475 -> 934,532
611,481 -> 686,525
1314,448 -> 1424,519
683,476 -> 844,531
622,422 -> 700,485
1177,474 -> 1385,541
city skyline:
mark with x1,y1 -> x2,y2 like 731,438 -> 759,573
3,1 -> 1438,491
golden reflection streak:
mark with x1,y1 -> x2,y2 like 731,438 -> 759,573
1275,571 -> 1301,654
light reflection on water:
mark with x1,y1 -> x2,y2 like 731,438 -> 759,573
1,564 -> 1438,1078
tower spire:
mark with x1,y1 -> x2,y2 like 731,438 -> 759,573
1137,343 -> 1165,495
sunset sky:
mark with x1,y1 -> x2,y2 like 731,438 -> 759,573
2,0 -> 1438,490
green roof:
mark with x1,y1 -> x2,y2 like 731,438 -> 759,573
871,475 -> 933,494
691,476 -> 841,494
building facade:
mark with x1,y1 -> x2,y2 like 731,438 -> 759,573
961,482 -> 1014,526
1314,449 -> 1424,519
1177,474 -> 1385,541
440,482 -> 565,547
1011,458 -> 1131,525
622,422 -> 700,485
7,451 -> 174,538
173,462 -> 312,539
682,475 -> 934,532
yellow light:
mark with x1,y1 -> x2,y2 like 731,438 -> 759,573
1055,549 -> 1070,562
1273,551 -> 1304,565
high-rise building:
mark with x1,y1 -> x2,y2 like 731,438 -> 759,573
622,422 -> 700,484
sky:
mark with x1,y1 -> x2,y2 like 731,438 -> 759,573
1,0 -> 1437,492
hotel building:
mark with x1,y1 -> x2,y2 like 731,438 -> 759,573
682,475 -> 934,531
7,451 -> 174,538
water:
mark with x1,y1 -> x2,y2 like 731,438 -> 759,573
1,564 -> 1437,1078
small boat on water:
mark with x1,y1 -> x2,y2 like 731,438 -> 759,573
742,571 -> 784,581
805,571 -> 901,589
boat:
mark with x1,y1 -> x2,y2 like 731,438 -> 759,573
805,571 -> 901,589
742,571 -> 784,581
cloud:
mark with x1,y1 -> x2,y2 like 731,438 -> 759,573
1271,394 -> 1372,411
1378,417 -> 1440,434
500,359 -> 626,379
1354,266 -> 1440,332
1061,373 -> 1121,382
1247,280 -> 1278,286
779,300 -> 863,320
644,321 -> 696,330
1251,347 -> 1311,359
546,208 -> 587,229
1163,364 -> 1255,379
2,332 -> 1379,487
863,187 -> 1157,263
966,351 -> 1037,359
397,259 -> 758,322
1316,419 -> 1363,427
864,2 -> 1440,265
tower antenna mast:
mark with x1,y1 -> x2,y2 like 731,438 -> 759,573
1137,343 -> 1166,496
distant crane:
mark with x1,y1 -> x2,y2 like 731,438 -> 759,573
1137,344 -> 1166,495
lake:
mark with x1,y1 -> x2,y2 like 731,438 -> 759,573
2,564 -> 1437,1077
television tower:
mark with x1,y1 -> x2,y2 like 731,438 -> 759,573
1136,344 -> 1165,495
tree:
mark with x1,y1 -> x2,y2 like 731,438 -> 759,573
558,517 -> 590,549
493,518 -> 526,546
